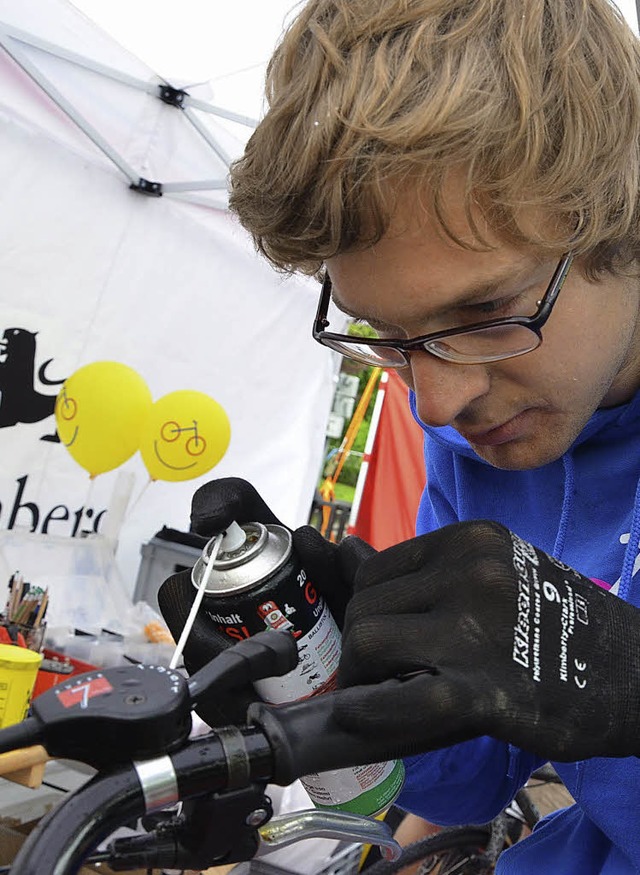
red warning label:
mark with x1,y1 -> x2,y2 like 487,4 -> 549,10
57,676 -> 113,709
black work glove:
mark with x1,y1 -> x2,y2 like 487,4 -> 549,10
332,520 -> 640,762
158,477 -> 374,727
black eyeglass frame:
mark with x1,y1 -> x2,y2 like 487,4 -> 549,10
312,252 -> 574,366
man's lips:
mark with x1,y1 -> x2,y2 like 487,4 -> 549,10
459,410 -> 536,447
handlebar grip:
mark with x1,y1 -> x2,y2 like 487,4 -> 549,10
247,687 -> 401,785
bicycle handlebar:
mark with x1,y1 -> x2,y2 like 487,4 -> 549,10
248,693 -> 403,784
11,697 -> 399,874
6,632 -> 405,874
11,728 -> 274,875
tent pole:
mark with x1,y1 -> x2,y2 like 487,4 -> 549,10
346,371 -> 389,536
0,22 -> 158,94
183,95 -> 257,128
182,107 -> 232,165
0,27 -> 140,184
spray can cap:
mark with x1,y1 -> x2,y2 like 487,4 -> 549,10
192,522 -> 291,594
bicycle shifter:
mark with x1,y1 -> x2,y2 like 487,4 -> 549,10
0,630 -> 298,769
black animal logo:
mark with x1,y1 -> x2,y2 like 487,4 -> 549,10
0,328 -> 65,439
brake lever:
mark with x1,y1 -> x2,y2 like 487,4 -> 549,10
258,809 -> 402,861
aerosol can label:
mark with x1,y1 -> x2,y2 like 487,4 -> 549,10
254,599 -> 340,702
302,759 -> 405,816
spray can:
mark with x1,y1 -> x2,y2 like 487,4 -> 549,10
191,520 -> 404,816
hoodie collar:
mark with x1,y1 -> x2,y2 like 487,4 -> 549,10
409,387 -> 640,462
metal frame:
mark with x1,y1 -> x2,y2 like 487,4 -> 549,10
0,21 -> 256,198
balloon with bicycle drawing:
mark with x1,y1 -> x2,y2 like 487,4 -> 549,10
54,361 -> 153,478
139,390 -> 231,482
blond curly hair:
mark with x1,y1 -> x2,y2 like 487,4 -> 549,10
229,0 -> 640,278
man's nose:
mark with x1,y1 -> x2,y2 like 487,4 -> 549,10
408,351 -> 491,427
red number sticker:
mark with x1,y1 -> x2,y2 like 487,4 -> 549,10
57,676 -> 113,709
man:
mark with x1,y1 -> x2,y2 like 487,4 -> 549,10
160,1 -> 640,872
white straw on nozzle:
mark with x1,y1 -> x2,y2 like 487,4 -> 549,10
169,531 -> 225,670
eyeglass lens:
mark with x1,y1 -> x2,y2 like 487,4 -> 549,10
325,322 -> 540,367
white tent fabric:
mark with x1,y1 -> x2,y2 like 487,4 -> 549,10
0,0 -> 341,592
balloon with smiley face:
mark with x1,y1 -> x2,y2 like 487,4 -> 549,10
140,390 -> 231,482
55,361 -> 153,478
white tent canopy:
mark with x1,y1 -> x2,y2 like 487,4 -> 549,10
0,0 -> 341,592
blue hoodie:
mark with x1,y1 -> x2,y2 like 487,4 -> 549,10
395,389 -> 640,873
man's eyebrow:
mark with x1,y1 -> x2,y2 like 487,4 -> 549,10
329,259 -> 539,322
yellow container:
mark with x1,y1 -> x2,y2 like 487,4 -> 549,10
0,644 -> 42,728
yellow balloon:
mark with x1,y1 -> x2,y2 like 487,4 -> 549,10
140,390 -> 231,482
55,362 -> 153,477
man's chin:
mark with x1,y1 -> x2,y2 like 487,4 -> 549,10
468,439 -> 566,471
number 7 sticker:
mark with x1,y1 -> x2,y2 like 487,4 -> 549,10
57,676 -> 113,709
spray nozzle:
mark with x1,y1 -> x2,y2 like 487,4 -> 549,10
221,520 -> 247,554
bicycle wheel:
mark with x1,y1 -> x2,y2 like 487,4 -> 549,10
362,826 -> 493,875
417,845 -> 487,875
160,420 -> 181,442
513,788 -> 541,830
186,434 -> 206,456
58,396 -> 77,420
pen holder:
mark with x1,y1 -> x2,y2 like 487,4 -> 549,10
22,623 -> 47,653
0,622 -> 46,653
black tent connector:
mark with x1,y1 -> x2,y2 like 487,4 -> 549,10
130,178 -> 163,196
157,84 -> 188,107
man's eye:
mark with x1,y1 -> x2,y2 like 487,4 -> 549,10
464,293 -> 523,318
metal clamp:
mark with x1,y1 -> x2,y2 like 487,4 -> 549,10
158,83 -> 188,107
130,178 -> 163,196
134,755 -> 179,812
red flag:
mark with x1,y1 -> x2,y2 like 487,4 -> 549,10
349,370 -> 426,550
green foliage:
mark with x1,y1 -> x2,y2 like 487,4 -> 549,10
323,364 -> 381,489
347,322 -> 377,338
333,481 -> 356,504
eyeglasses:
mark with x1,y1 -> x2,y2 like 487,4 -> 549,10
312,253 -> 574,367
